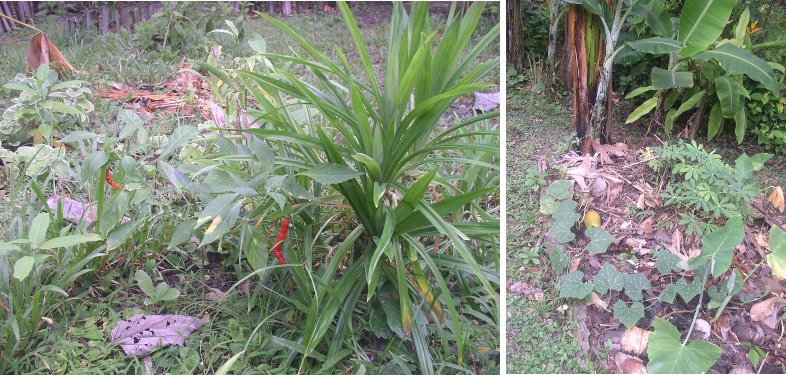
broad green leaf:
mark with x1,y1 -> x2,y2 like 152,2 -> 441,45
559,271 -> 593,299
39,234 -> 103,249
628,37 -> 683,54
690,216 -> 744,277
299,163 -> 363,185
158,287 -> 180,301
586,227 -> 614,254
673,90 -> 706,118
734,109 -> 747,144
659,284 -> 678,303
168,219 -> 197,250
13,256 -> 36,281
625,86 -> 656,99
715,76 -> 744,117
651,68 -> 693,89
201,200 -> 243,246
706,103 -> 723,141
546,180 -> 573,200
248,33 -> 266,54
158,161 -> 191,190
594,263 -> 624,294
107,220 -> 141,250
735,153 -> 771,179
678,0 -> 735,57
696,44 -> 779,95
158,126 -> 199,161
625,95 -> 659,124
135,270 -> 156,298
613,301 -> 644,328
623,273 -> 651,301
766,227 -> 786,279
647,317 -> 722,373
549,244 -> 570,275
631,0 -> 674,37
196,193 -> 237,228
655,250 -> 681,275
673,277 -> 703,304
29,212 -> 50,247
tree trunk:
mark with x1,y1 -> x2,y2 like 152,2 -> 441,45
0,2 -> 14,32
100,6 -> 110,33
267,1 -> 276,14
282,1 -> 292,16
85,7 -> 93,30
507,0 -> 525,72
114,2 -> 121,32
121,2 -> 130,30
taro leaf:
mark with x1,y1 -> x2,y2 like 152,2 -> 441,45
659,284 -> 678,303
647,317 -> 722,373
594,263 -> 624,295
298,163 -> 363,185
766,227 -> 786,280
689,216 -> 744,277
674,277 -> 703,304
586,227 -> 614,254
559,271 -> 593,299
549,244 -> 570,275
110,314 -> 204,356
623,273 -> 652,301
655,250 -> 681,275
734,153 -> 771,180
613,300 -> 644,328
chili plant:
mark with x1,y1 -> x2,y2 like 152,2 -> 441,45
237,2 -> 499,373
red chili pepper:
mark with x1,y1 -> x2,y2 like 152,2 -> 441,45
272,218 -> 289,264
105,168 -> 121,190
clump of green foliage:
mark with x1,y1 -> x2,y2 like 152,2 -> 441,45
748,81 -> 786,153
0,65 -> 93,146
649,140 -> 770,235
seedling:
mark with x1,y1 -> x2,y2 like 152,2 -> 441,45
135,269 -> 180,306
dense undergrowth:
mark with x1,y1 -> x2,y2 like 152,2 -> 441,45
0,2 -> 500,373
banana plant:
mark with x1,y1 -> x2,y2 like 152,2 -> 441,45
565,0 -> 646,151
625,2 -> 783,143
234,2 -> 499,373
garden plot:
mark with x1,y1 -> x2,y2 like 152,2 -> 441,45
531,142 -> 786,373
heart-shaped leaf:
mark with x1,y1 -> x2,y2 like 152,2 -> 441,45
623,273 -> 652,301
647,317 -> 721,373
614,300 -> 644,328
690,216 -> 744,277
586,227 -> 614,254
655,250 -> 681,275
560,271 -> 593,299
594,263 -> 625,294
674,277 -> 703,304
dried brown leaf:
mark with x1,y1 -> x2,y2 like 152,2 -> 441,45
769,187 -> 785,213
26,32 -> 76,78
621,326 -> 650,355
750,297 -> 786,329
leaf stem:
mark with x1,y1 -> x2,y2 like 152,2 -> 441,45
683,261 -> 711,346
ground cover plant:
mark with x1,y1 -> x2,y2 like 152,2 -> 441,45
0,2 -> 500,373
507,0 -> 786,372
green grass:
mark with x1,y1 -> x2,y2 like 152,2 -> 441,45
505,87 -> 586,373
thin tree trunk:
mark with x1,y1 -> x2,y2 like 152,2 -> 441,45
121,3 -> 130,30
85,7 -> 93,30
0,2 -> 14,31
267,1 -> 276,14
687,94 -> 708,139
100,5 -> 110,33
507,0 -> 525,72
282,1 -> 292,16
114,2 -> 121,32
